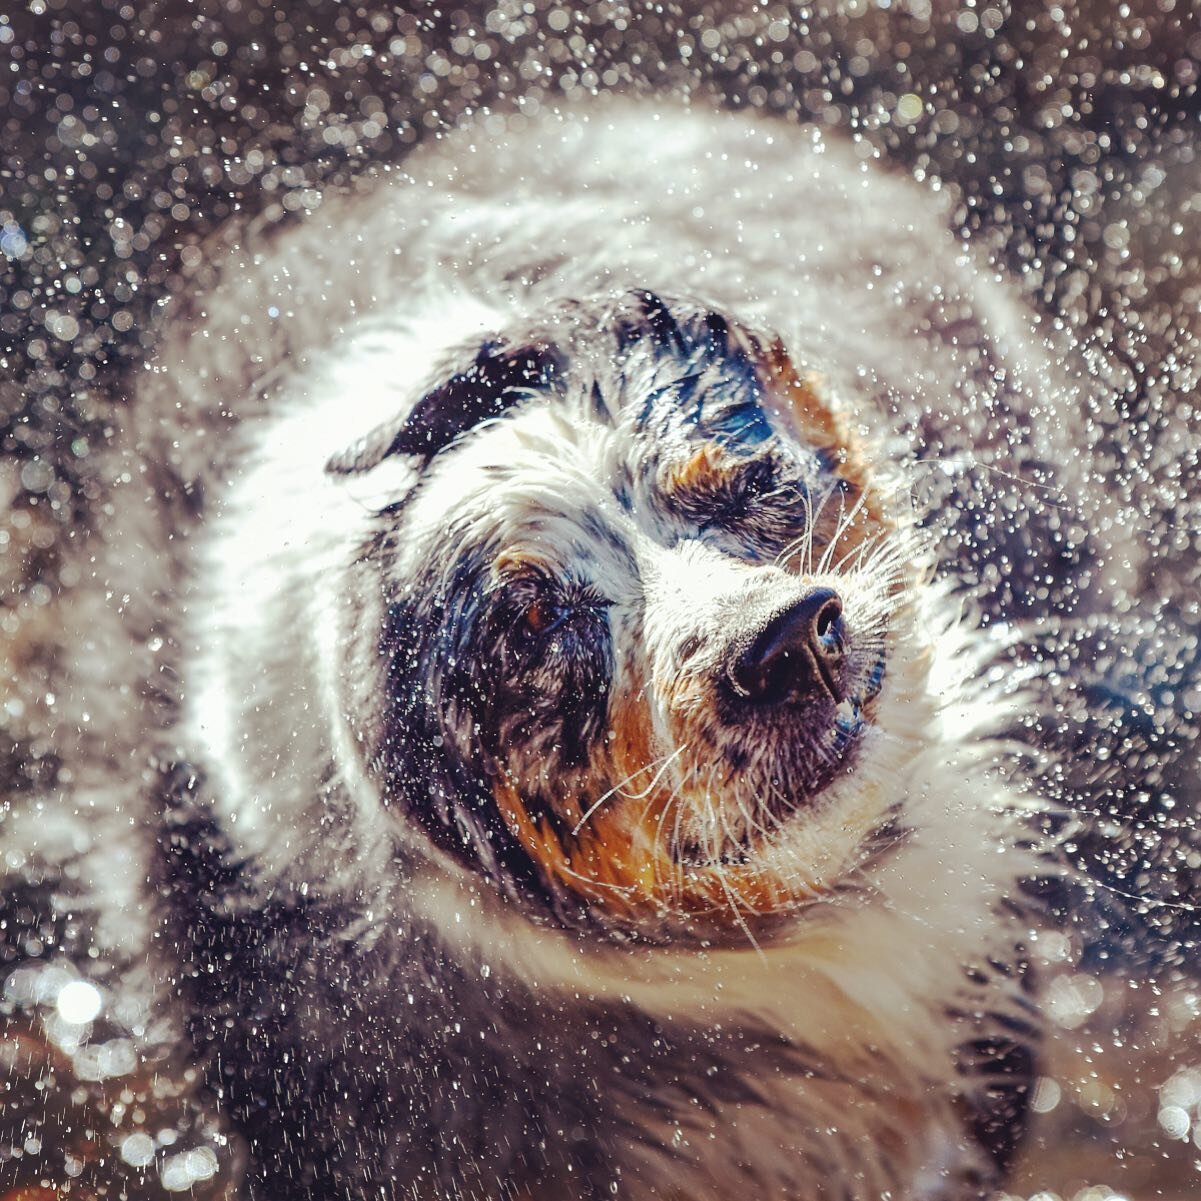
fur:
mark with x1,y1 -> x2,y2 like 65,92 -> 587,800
3,100 -> 1139,1200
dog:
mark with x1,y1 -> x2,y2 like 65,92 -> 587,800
2,101 -> 1143,1200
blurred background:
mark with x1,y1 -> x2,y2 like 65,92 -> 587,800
2,1 -> 1200,1199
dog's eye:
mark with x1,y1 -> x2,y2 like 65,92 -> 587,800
522,599 -> 569,636
706,459 -> 779,527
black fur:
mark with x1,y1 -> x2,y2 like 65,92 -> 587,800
326,337 -> 566,474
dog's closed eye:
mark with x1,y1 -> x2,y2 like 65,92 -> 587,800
698,457 -> 782,529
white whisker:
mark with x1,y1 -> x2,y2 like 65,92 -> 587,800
572,746 -> 686,836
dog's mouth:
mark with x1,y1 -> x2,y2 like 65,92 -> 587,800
674,643 -> 888,868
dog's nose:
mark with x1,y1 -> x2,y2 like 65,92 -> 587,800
729,588 -> 847,705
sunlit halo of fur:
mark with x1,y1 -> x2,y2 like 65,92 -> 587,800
8,98 -> 1105,1200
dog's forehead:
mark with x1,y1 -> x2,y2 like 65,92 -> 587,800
403,401 -> 634,573
391,294 -> 861,593
408,374 -> 830,566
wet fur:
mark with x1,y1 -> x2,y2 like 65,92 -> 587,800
2,102 -> 1139,1199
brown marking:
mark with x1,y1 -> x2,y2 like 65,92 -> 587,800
492,667 -> 672,922
491,667 -> 828,932
762,342 -> 860,475
493,547 -> 553,579
762,342 -> 880,503
758,342 -> 899,579
662,442 -> 733,497
522,598 -> 556,634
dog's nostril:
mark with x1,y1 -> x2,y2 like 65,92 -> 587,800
813,594 -> 842,643
729,588 -> 847,705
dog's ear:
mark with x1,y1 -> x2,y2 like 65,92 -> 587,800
326,338 -> 565,475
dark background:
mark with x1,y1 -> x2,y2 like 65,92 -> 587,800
2,1 -> 1200,1198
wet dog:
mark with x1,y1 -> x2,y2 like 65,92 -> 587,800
4,102 -> 1137,1199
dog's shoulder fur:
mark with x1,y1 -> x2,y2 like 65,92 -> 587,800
2,101 -> 1143,1201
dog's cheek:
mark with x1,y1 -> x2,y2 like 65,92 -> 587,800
587,664 -> 690,899
756,346 -> 895,556
483,665 -> 670,916
604,661 -> 662,816
488,771 -> 646,919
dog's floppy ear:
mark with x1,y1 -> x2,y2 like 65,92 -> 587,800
326,337 -> 565,475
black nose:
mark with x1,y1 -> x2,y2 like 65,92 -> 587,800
729,588 -> 847,705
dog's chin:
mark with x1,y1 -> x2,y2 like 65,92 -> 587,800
786,703 -> 869,804
682,714 -> 870,871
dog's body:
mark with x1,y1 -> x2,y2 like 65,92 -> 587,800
3,104 -> 1142,1199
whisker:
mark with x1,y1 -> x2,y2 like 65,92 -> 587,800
774,524 -> 813,572
831,526 -> 893,576
714,859 -> 767,960
650,773 -> 691,896
667,765 -> 698,903
818,484 -> 872,575
807,482 -> 846,574
725,765 -> 779,849
572,746 -> 686,836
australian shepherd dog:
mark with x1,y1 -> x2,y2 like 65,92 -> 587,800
4,102 -> 1137,1200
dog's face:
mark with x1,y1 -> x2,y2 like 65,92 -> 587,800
337,291 -> 910,942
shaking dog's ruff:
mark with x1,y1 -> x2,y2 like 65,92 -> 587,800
6,104 -> 1132,1200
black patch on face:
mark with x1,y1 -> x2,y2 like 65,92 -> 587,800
372,533 -> 613,903
447,568 -> 614,773
610,291 -> 776,452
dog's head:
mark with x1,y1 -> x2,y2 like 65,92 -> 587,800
334,290 -> 915,942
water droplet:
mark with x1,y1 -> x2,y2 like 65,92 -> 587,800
56,979 -> 102,1025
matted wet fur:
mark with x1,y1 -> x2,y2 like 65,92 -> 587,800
2,102 -> 1142,1199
